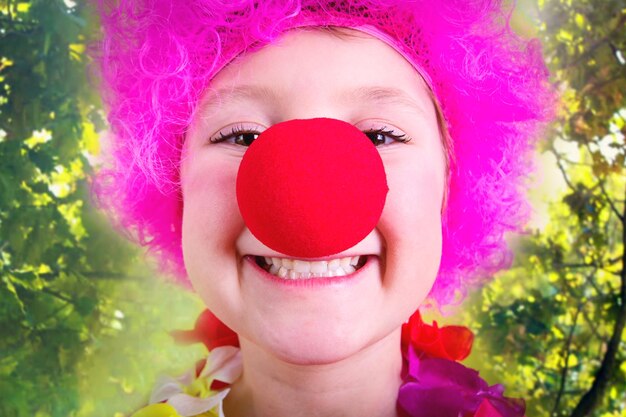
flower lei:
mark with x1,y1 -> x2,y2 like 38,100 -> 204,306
131,311 -> 525,417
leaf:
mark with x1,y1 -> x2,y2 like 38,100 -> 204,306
74,296 -> 96,317
1,275 -> 27,317
28,148 -> 56,174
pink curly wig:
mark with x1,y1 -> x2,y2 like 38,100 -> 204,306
91,0 -> 554,308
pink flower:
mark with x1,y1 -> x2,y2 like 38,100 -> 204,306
398,347 -> 525,417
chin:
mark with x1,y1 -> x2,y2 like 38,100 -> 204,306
248,327 -> 378,366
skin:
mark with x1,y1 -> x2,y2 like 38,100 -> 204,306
181,28 -> 447,417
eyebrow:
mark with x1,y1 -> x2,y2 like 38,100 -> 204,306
202,84 -> 428,115
345,86 -> 428,115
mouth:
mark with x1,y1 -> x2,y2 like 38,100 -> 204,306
253,255 -> 369,280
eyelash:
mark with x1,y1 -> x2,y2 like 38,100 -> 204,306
209,124 -> 412,147
362,126 -> 411,146
209,124 -> 261,147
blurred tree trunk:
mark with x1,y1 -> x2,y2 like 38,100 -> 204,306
466,1 -> 626,416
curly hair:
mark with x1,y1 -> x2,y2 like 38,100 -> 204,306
91,0 -> 554,308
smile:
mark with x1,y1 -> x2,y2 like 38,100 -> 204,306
254,255 -> 369,279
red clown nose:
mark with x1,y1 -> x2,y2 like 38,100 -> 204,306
236,118 -> 388,258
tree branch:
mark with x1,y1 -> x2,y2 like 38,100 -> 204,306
582,272 -> 607,302
37,303 -> 72,329
555,258 -> 620,269
583,142 -> 625,222
569,180 -> 626,417
552,303 -> 583,416
582,73 -> 626,96
562,14 -> 626,69
580,307 -> 607,344
559,275 -> 610,344
40,287 -> 73,304
598,177 -> 624,222
551,147 -> 577,192
38,270 -> 145,282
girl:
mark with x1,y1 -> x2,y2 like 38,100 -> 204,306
93,1 -> 554,416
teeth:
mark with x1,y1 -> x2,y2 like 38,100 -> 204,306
328,259 -> 340,270
262,256 -> 364,279
293,260 -> 310,273
310,261 -> 328,274
340,257 -> 351,269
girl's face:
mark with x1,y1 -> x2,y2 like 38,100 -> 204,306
181,29 -> 446,364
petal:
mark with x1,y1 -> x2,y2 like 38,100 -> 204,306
479,394 -> 526,417
401,310 -> 425,351
177,368 -> 197,386
440,325 -> 474,361
150,376 -> 184,404
402,347 -> 525,417
217,398 -> 227,417
419,358 -> 486,391
406,352 -> 487,393
199,346 -> 243,384
475,399 -> 503,417
130,403 -> 182,417
172,310 -> 239,350
398,384 -> 465,417
170,329 -> 201,345
402,310 -> 475,362
406,345 -> 423,378
167,389 -> 230,417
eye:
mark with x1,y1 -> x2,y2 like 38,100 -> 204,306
210,124 -> 263,147
362,126 -> 411,147
210,122 -> 411,147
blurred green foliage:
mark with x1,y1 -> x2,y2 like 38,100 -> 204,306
0,1 -> 204,416
0,0 -> 624,416
461,1 -> 626,416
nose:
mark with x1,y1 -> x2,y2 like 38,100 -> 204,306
236,118 -> 388,258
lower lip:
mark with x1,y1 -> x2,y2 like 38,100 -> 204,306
243,255 -> 377,288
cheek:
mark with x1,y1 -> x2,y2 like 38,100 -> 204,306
379,152 -> 445,248
181,155 -> 244,263
377,149 -> 445,308
180,154 -> 247,324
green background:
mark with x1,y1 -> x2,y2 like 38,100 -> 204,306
0,0 -> 624,416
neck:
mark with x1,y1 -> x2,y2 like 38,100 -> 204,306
224,328 -> 404,417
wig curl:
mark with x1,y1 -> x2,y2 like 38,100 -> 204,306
92,0 -> 554,308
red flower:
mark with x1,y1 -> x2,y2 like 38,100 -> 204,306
171,309 -> 239,351
401,310 -> 474,362
474,399 -> 506,417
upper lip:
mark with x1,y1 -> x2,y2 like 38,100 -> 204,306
249,254 -> 373,261
237,228 -> 383,261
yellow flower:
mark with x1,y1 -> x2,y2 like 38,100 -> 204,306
143,346 -> 242,417
131,403 -> 182,417
185,377 -> 213,398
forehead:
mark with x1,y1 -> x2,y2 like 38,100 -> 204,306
197,28 -> 434,120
